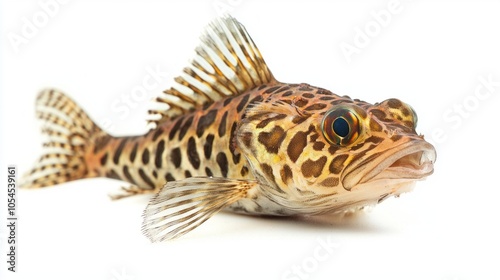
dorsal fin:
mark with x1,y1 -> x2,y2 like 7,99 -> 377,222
148,15 -> 275,127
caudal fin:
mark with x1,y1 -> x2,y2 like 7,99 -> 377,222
20,89 -> 107,188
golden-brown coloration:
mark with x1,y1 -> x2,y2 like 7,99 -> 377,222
20,16 -> 436,241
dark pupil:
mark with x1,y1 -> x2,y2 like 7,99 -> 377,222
333,118 -> 350,137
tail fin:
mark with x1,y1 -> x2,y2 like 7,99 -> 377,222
20,89 -> 107,188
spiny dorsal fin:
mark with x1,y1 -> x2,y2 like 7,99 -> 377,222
148,15 -> 275,127
142,177 -> 257,241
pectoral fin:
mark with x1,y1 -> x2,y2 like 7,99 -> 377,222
142,177 -> 257,242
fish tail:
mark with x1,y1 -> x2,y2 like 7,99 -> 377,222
20,89 -> 108,188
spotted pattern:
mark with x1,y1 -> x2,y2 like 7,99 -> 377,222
129,143 -> 138,162
89,79 -> 429,220
301,156 -> 327,178
142,149 -> 150,164
171,148 -> 182,168
113,138 -> 127,164
155,140 -> 165,168
280,164 -> 293,184
287,131 -> 308,162
329,155 -> 349,174
196,110 -> 217,137
216,152 -> 228,177
139,168 -> 155,189
218,111 -> 228,137
187,137 -> 201,169
257,126 -> 286,154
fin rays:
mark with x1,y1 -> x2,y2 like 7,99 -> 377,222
148,16 -> 275,127
20,89 -> 105,188
142,177 -> 256,241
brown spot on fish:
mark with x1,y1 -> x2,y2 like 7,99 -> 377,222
310,133 -> 319,142
204,134 -> 214,159
129,142 -> 138,162
142,148 -> 150,165
313,142 -> 325,151
319,96 -> 335,101
138,168 -> 155,189
280,164 -> 293,184
387,99 -> 403,109
93,135 -> 111,153
165,173 -> 175,182
155,140 -> 165,168
304,103 -> 327,111
258,84 -> 267,90
275,86 -> 291,93
107,169 -> 120,180
178,115 -> 194,141
320,177 -> 339,187
365,136 -> 384,144
196,110 -> 217,137
302,93 -> 314,98
229,122 -> 240,164
218,111 -> 228,137
256,114 -> 287,129
152,128 -> 163,142
169,116 -> 184,140
258,126 -> 286,154
401,108 -> 410,117
184,170 -> 192,178
371,109 -> 390,122
391,134 -> 403,142
294,98 -> 308,107
403,121 -> 414,128
122,166 -> 136,184
298,84 -> 313,91
100,153 -> 108,165
170,148 -> 182,168
329,155 -> 349,174
240,132 -> 253,148
237,94 -> 250,112
370,120 -> 383,132
113,138 -> 128,165
223,96 -> 234,107
350,143 -> 366,151
205,167 -> 213,177
288,131 -> 308,162
264,86 -> 281,94
187,137 -> 200,169
302,156 -> 327,178
292,115 -> 308,125
260,163 -> 275,183
328,145 -> 339,155
249,95 -> 264,105
282,90 -> 293,97
240,166 -> 249,176
152,170 -> 158,179
216,152 -> 228,177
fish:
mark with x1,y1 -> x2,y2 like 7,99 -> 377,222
20,15 -> 436,241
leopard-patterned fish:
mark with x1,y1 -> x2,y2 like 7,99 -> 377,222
20,16 -> 436,241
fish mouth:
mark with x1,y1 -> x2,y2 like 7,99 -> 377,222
342,140 -> 436,191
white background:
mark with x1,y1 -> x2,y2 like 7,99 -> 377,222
1,1 -> 500,279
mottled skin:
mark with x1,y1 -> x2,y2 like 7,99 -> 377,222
84,82 -> 432,215
21,16 -> 435,241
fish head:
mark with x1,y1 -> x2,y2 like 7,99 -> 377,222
237,86 -> 436,213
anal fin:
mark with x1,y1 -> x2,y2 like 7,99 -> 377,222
141,177 -> 257,241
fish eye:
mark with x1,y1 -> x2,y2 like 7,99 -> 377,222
322,107 -> 361,146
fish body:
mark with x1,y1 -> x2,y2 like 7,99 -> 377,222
21,16 -> 436,241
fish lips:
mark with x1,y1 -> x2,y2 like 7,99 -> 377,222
342,140 -> 437,191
